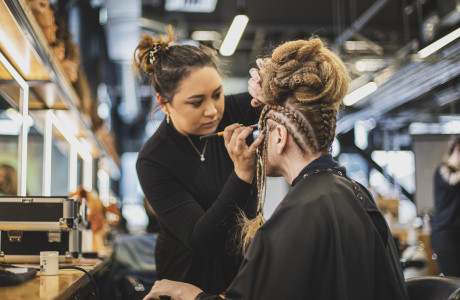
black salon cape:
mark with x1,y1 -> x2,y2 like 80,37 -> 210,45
197,156 -> 408,300
136,93 -> 259,294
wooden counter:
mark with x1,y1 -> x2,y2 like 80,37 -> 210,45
0,258 -> 107,300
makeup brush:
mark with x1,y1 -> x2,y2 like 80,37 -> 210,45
199,124 -> 259,140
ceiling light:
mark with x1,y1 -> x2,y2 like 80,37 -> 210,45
409,120 -> 460,135
343,82 -> 378,106
355,59 -> 385,72
165,0 -> 217,12
219,15 -> 249,56
191,31 -> 221,41
418,27 -> 460,58
344,41 -> 371,51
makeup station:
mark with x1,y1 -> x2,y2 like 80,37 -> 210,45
0,0 -> 118,298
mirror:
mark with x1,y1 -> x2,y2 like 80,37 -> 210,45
49,121 -> 70,196
0,0 -> 49,196
0,58 -> 21,196
0,53 -> 50,196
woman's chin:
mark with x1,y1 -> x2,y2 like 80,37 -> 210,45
199,127 -> 218,136
198,123 -> 219,136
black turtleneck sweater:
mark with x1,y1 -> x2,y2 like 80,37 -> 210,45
136,93 -> 260,293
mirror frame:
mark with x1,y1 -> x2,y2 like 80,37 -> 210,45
42,110 -> 92,196
0,50 -> 29,196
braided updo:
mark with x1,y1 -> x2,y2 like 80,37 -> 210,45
133,25 -> 220,102
260,38 -> 349,153
239,38 -> 350,252
263,39 -> 348,107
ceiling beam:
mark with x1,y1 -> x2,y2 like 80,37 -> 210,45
337,41 -> 460,134
334,0 -> 391,48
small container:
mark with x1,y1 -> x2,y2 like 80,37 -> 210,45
40,251 -> 59,275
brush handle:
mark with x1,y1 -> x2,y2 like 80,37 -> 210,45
199,124 -> 258,140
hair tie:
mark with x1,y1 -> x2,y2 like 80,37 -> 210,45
148,49 -> 157,65
148,43 -> 170,65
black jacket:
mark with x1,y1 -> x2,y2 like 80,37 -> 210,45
197,155 -> 408,300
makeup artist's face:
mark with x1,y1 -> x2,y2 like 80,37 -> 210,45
167,66 -> 225,136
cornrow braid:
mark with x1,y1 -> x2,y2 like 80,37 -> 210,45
318,106 -> 337,150
266,105 -> 320,153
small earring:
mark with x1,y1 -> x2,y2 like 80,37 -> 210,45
166,113 -> 170,124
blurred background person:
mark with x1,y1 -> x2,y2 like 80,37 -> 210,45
0,164 -> 18,196
431,135 -> 460,276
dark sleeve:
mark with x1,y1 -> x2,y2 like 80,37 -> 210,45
195,292 -> 222,300
136,157 -> 256,258
223,93 -> 261,126
222,92 -> 259,219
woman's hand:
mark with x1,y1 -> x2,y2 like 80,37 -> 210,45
143,279 -> 203,300
223,124 -> 266,184
248,59 -> 267,107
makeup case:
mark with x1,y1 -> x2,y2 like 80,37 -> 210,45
0,196 -> 86,263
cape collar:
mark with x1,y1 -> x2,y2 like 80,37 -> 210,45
291,154 -> 347,187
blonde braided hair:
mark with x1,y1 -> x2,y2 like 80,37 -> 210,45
238,38 -> 350,253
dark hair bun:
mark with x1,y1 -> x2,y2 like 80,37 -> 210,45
134,25 -> 176,76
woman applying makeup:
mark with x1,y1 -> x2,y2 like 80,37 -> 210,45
134,27 -> 264,294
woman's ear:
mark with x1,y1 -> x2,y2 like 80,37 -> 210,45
156,95 -> 170,114
275,125 -> 288,155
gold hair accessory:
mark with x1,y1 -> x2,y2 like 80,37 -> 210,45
148,49 -> 157,64
148,43 -> 171,65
